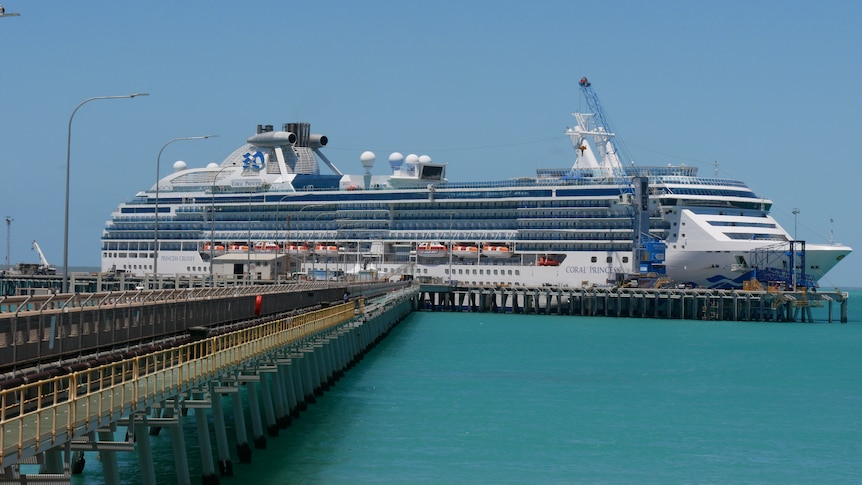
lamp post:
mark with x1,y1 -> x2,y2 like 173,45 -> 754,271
209,163 -> 236,286
290,204 -> 333,281
247,191 -> 252,284
154,135 -> 216,282
275,195 -> 293,283
63,93 -> 148,294
792,208 -> 800,240
0,6 -> 21,17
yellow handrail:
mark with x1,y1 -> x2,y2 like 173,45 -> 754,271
0,301 -> 359,467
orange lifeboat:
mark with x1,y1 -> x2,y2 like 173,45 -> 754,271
203,243 -> 226,251
537,256 -> 561,266
451,245 -> 479,258
315,244 -> 339,257
254,241 -> 281,251
482,245 -> 513,258
228,244 -> 249,251
417,242 -> 447,258
286,244 -> 311,258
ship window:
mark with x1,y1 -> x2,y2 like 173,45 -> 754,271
515,270 -> 519,275
623,257 -> 629,263
493,270 -> 498,275
591,256 -> 597,263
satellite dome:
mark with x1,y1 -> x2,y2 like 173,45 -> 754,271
206,162 -> 220,169
388,152 -> 404,170
403,153 -> 419,174
173,160 -> 187,172
360,150 -> 376,169
418,155 -> 432,164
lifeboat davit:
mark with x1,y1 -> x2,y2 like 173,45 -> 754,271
417,242 -> 448,258
451,245 -> 479,259
315,244 -> 339,258
482,245 -> 513,258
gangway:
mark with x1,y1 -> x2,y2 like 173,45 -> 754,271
749,240 -> 813,288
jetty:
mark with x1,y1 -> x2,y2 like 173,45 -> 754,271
418,284 -> 849,323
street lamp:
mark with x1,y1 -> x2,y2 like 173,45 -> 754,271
792,208 -> 800,240
154,135 -> 216,280
288,204 -> 333,281
63,93 -> 148,293
0,5 -> 21,17
209,163 -> 237,286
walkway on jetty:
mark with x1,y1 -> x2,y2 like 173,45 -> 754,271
0,285 -> 418,484
419,284 -> 849,323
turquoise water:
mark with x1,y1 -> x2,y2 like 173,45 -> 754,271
73,291 -> 860,484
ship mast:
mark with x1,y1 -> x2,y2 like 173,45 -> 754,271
566,77 -> 633,177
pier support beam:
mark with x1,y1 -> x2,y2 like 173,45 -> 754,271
194,405 -> 219,485
260,370 -> 279,437
245,379 -> 266,449
209,382 -> 233,476
98,427 -> 121,485
134,415 -> 157,485
230,389 -> 252,463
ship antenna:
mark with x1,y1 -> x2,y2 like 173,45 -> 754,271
713,160 -> 719,178
829,216 -> 835,245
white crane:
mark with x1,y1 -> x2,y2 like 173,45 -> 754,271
32,240 -> 57,275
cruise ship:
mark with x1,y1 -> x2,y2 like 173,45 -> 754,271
101,79 -> 851,288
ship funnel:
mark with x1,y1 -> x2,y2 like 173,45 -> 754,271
247,131 -> 297,147
309,134 -> 328,148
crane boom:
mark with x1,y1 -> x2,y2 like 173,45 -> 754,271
31,240 -> 57,274
574,77 -> 634,170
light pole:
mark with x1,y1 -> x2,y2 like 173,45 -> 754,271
209,163 -> 236,286
247,191 -> 252,284
154,135 -> 216,280
0,6 -> 21,17
63,93 -> 148,293
792,208 -> 800,240
275,194 -> 293,282
291,204 -> 333,280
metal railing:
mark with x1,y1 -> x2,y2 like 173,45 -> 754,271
0,300 -> 362,469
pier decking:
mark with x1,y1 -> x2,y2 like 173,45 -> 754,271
418,284 -> 849,323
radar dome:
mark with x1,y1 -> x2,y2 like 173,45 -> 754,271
206,162 -> 220,169
388,152 -> 404,170
173,160 -> 187,172
403,154 -> 419,175
360,151 -> 376,169
418,155 -> 432,164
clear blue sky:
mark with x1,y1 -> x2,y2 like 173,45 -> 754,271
1,1 -> 859,287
